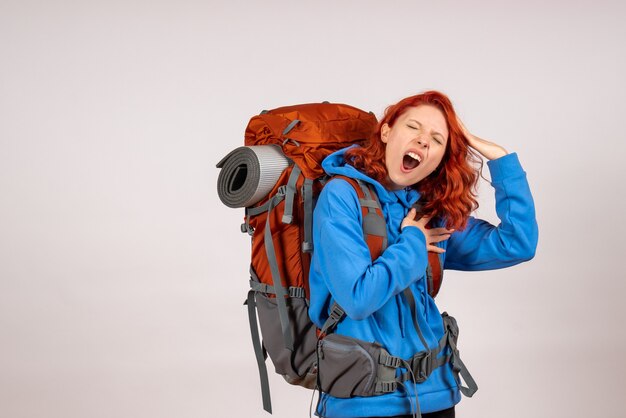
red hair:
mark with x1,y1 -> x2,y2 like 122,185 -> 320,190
344,91 -> 480,230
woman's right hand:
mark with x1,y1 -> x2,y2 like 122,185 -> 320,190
401,208 -> 452,253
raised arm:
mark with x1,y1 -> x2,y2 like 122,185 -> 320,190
443,120 -> 538,270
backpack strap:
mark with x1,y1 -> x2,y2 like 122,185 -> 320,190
245,287 -> 272,413
412,200 -> 445,298
262,185 -> 294,351
357,179 -> 388,255
441,312 -> 478,397
319,302 -> 346,337
402,287 -> 429,351
245,265 -> 309,415
426,252 -> 443,298
282,164 -> 301,224
302,177 -> 314,253
333,175 -> 388,260
244,267 -> 272,413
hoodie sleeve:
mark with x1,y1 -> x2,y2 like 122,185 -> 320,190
443,152 -> 539,271
311,178 -> 428,320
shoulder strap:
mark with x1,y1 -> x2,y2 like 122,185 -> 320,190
426,252 -> 443,298
412,200 -> 444,298
332,175 -> 387,260
337,176 -> 444,296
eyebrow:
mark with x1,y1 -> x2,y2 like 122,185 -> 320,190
408,119 -> 446,141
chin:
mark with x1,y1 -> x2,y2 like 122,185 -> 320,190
389,175 -> 415,190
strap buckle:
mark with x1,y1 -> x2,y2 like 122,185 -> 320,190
288,287 -> 305,298
410,350 -> 433,383
276,185 -> 287,197
379,352 -> 402,368
442,312 -> 459,339
240,222 -> 254,235
328,304 -> 345,322
378,381 -> 397,393
449,349 -> 462,373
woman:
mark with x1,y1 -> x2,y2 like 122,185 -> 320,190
309,91 -> 538,418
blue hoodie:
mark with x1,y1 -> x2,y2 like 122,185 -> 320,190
309,146 -> 538,417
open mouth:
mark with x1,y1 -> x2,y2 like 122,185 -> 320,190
402,151 -> 422,171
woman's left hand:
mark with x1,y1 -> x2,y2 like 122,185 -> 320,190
457,117 -> 508,161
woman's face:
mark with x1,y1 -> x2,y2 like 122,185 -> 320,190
381,104 -> 449,190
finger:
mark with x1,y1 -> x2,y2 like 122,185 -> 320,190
427,245 -> 446,254
429,227 -> 453,236
428,234 -> 451,244
401,222 -> 419,231
405,208 -> 417,220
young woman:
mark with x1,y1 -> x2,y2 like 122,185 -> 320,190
309,91 -> 538,418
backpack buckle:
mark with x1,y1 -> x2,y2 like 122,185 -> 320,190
240,222 -> 254,235
276,185 -> 287,197
410,351 -> 433,383
377,381 -> 397,393
328,304 -> 345,322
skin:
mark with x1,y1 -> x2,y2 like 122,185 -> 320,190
380,105 -> 449,191
381,104 -> 509,253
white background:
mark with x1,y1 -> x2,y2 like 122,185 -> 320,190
1,1 -> 625,417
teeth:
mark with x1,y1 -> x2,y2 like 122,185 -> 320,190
407,152 -> 422,162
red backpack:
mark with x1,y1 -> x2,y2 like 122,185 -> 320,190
216,102 -> 445,413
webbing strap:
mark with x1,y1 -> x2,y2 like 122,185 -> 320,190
374,321 -> 470,396
378,335 -> 445,387
358,198 -> 379,208
249,281 -> 306,298
442,313 -> 478,397
282,165 -> 301,224
367,183 -> 388,251
250,265 -> 260,282
451,351 -> 478,397
246,201 -> 271,217
245,290 -> 272,413
397,349 -> 449,384
403,288 -> 429,351
426,263 -> 434,299
263,188 -> 294,350
357,180 -> 377,213
356,180 -> 388,251
319,302 -> 346,336
375,380 -> 397,393
302,177 -> 314,252
282,119 -> 300,135
379,351 -> 403,368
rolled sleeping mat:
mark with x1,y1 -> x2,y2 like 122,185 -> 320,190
216,145 -> 291,208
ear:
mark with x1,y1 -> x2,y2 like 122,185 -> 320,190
380,123 -> 390,143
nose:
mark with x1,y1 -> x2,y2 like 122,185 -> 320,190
416,135 -> 429,148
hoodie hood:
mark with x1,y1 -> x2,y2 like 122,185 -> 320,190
322,145 -> 420,208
